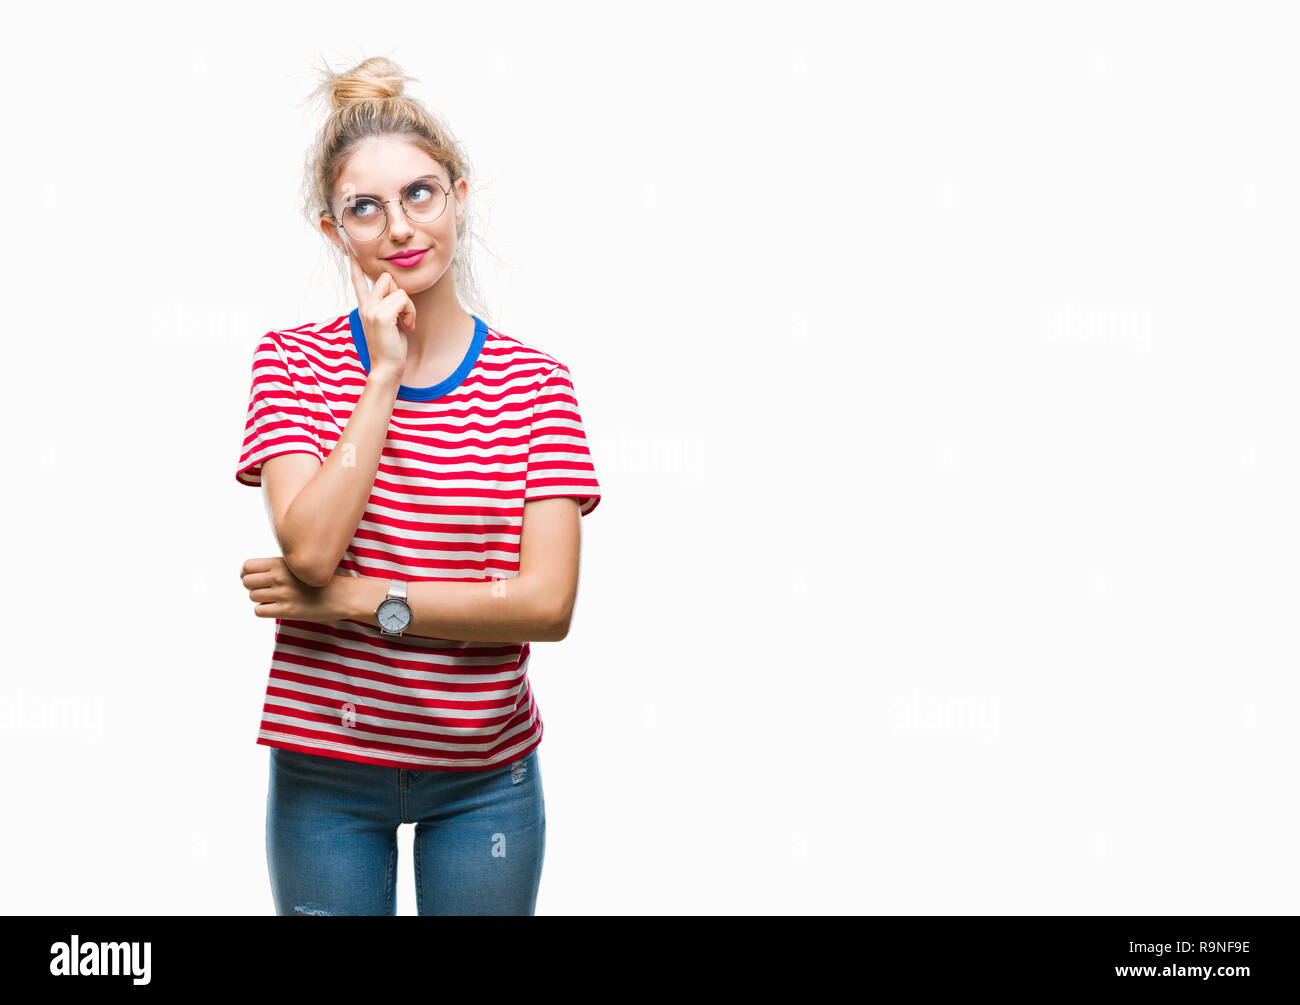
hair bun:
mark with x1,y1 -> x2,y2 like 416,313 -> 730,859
323,55 -> 415,111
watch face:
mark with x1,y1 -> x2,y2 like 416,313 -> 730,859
376,598 -> 411,633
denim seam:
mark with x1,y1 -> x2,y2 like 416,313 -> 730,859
414,830 -> 423,916
385,835 -> 396,916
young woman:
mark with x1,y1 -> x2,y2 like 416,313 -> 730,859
235,55 -> 601,916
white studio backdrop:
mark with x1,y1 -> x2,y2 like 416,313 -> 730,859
0,0 -> 1296,914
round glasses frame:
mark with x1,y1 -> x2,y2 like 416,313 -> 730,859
328,178 -> 451,243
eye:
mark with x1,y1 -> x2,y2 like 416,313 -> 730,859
350,199 -> 381,219
405,183 -> 435,206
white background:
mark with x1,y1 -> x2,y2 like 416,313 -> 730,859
1,0 -> 1294,915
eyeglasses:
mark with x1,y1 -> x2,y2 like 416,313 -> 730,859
329,175 -> 451,242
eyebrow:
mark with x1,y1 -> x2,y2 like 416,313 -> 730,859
346,175 -> 443,201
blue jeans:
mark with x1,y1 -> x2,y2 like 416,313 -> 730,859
266,745 -> 545,915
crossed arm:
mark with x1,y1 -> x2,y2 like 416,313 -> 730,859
242,450 -> 583,644
333,499 -> 580,642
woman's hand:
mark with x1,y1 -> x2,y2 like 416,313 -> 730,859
240,556 -> 351,623
347,247 -> 414,382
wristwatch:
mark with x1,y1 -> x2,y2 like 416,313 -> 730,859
375,579 -> 412,637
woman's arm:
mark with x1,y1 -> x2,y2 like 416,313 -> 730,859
265,368 -> 401,587
337,574 -> 560,642
329,496 -> 583,642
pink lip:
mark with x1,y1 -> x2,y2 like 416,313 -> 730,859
385,248 -> 429,267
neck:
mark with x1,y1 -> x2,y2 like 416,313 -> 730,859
403,274 -> 473,365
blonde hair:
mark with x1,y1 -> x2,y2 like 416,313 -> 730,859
298,53 -> 490,320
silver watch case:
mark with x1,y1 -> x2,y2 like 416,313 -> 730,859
376,579 -> 412,636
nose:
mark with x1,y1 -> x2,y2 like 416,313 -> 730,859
386,200 -> 415,240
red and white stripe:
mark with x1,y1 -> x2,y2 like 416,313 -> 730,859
235,311 -> 600,770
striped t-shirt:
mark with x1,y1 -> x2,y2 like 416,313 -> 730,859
235,308 -> 600,771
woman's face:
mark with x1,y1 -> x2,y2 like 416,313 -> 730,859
323,137 -> 466,293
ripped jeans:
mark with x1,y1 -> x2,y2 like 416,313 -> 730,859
265,745 -> 545,915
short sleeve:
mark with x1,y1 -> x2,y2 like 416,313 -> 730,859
235,333 -> 325,487
524,364 -> 601,516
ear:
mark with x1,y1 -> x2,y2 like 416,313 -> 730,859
455,178 -> 468,222
320,213 -> 342,250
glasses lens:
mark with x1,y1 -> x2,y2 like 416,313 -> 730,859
340,199 -> 387,241
403,181 -> 447,223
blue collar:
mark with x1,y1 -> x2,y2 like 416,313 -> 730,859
348,308 -> 487,401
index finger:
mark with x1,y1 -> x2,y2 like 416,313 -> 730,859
346,245 -> 373,304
